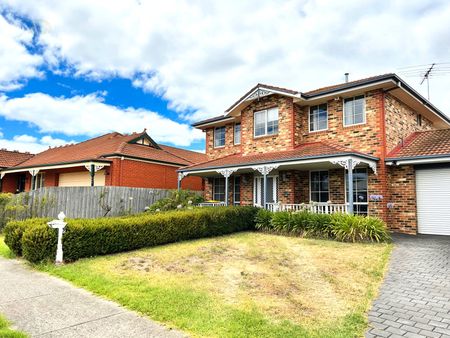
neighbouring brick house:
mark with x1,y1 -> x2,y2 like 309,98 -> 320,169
0,149 -> 34,193
179,74 -> 450,235
0,130 -> 205,193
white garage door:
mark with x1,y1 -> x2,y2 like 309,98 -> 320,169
58,170 -> 106,187
416,168 -> 450,235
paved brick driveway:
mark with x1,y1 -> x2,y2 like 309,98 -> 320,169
367,234 -> 450,338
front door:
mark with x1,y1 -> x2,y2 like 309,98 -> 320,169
253,176 -> 278,207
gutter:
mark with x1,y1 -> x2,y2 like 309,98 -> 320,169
386,153 -> 450,165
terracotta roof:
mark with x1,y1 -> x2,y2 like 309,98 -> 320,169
387,129 -> 450,159
160,145 -> 207,164
11,132 -> 205,169
0,149 -> 34,168
181,142 -> 376,172
303,73 -> 395,96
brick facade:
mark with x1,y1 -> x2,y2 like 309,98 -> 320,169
199,85 -> 442,234
384,93 -> 433,153
1,159 -> 203,193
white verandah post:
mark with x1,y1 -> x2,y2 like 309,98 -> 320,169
216,169 -> 237,206
347,158 -> 354,215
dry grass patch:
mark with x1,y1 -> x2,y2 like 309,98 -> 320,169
112,232 -> 387,326
38,232 -> 391,337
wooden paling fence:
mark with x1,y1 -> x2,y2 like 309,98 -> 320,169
7,186 -> 202,219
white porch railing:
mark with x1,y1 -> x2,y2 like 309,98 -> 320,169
266,202 -> 348,214
198,202 -> 226,207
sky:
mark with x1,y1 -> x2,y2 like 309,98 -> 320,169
0,0 -> 449,154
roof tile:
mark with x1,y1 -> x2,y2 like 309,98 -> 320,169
0,149 -> 34,168
387,129 -> 450,159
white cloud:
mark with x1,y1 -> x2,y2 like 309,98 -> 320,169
1,0 -> 449,122
0,12 -> 43,90
0,134 -> 71,153
0,92 -> 203,146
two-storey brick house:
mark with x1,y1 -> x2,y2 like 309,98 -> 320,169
179,74 -> 450,235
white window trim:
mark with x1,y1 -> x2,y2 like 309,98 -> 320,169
344,167 -> 369,215
234,123 -> 241,145
308,103 -> 329,133
343,95 -> 366,127
309,170 -> 330,202
253,107 -> 279,138
213,177 -> 226,201
213,126 -> 226,149
253,175 -> 279,207
32,173 -> 45,190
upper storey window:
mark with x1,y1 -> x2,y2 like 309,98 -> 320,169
254,107 -> 279,137
309,104 -> 328,132
214,126 -> 226,148
344,95 -> 365,126
234,123 -> 241,145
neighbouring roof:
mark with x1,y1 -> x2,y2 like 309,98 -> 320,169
0,149 -> 34,168
387,129 -> 450,160
180,142 -> 377,172
8,131 -> 207,170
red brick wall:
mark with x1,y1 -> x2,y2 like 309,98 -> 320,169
299,90 -> 384,157
384,93 -> 434,153
205,124 -> 241,160
109,159 -> 203,190
1,174 -> 19,193
387,165 -> 417,234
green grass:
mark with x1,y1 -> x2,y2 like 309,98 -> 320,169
0,235 -> 15,259
0,315 -> 27,338
34,232 -> 392,338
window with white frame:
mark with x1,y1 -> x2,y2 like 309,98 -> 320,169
32,173 -> 45,190
254,107 -> 279,137
309,104 -> 328,132
234,123 -> 241,145
345,168 -> 368,215
213,177 -> 225,201
310,170 -> 329,202
233,176 -> 240,205
214,126 -> 226,148
344,95 -> 365,126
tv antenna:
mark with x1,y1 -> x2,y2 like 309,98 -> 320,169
398,62 -> 450,100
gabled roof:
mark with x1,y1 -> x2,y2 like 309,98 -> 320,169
8,131 -> 206,170
387,129 -> 450,160
180,142 -> 377,172
192,73 -> 450,129
302,73 -> 396,97
0,149 -> 34,168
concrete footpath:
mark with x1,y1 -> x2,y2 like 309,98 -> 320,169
0,257 -> 186,338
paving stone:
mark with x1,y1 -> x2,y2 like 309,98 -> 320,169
366,235 -> 450,338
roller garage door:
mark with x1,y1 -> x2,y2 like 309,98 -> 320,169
416,168 -> 450,235
58,170 -> 106,187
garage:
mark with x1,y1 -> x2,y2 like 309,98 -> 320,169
58,170 -> 106,187
416,167 -> 450,235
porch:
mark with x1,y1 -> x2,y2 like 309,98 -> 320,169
179,154 -> 380,216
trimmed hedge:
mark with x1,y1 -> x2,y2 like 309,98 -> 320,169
5,207 -> 257,263
255,209 -> 390,243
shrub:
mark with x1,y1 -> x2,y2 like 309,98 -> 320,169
7,206 -> 257,263
330,214 -> 390,243
0,193 -> 12,230
147,190 -> 204,212
254,209 -> 273,231
255,210 -> 390,243
3,218 -> 49,256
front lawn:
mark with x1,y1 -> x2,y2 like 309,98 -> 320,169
35,232 -> 391,338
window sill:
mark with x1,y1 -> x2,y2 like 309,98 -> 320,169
213,145 -> 225,149
343,121 -> 367,128
253,133 -> 279,140
308,128 -> 328,134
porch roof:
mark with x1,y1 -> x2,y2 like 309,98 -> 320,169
179,142 -> 378,173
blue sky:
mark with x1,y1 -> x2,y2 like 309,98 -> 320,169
0,0 -> 449,154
